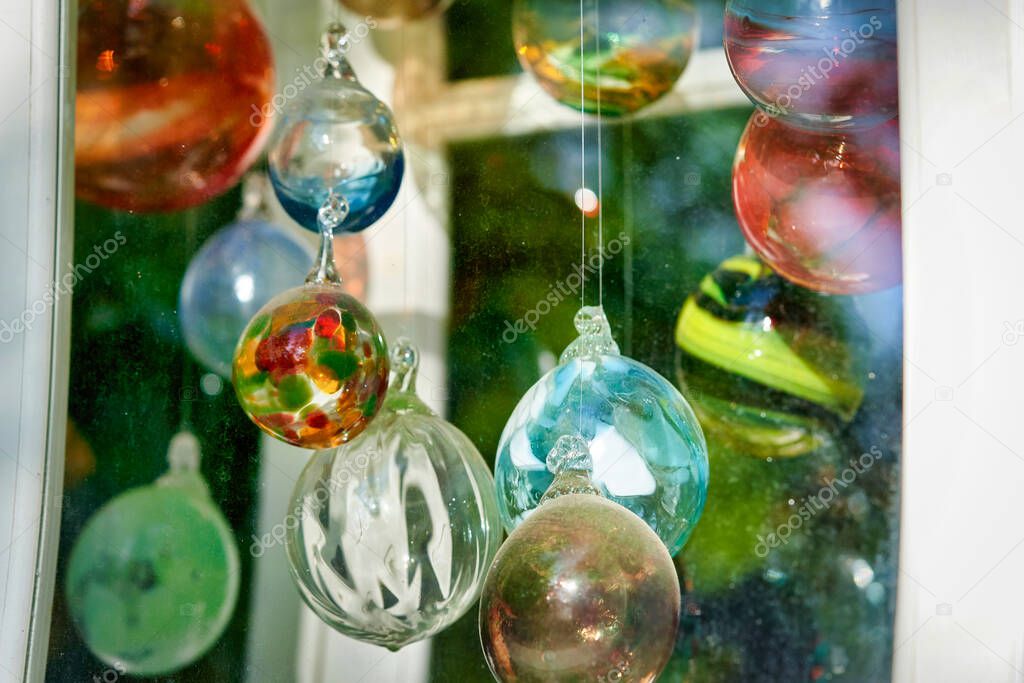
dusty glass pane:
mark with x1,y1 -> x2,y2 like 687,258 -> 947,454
48,193 -> 263,681
49,1 -> 901,680
432,108 -> 902,680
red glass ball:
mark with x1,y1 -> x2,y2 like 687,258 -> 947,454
76,0 -> 275,213
733,114 -> 902,295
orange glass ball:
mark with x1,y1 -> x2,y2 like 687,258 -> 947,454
733,114 -> 902,295
76,0 -> 274,213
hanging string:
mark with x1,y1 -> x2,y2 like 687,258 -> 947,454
578,0 -> 587,436
623,121 -> 635,356
594,0 -> 604,309
579,0 -> 587,314
402,17 -> 412,330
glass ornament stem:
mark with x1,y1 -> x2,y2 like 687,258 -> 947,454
307,193 -> 349,285
540,435 -> 602,502
390,338 -> 420,393
321,23 -> 358,81
159,432 -> 210,498
560,305 -> 620,362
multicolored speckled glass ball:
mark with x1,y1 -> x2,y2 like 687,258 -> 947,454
232,283 -> 389,448
480,491 -> 680,682
495,306 -> 709,555
733,113 -> 902,294
65,434 -> 239,676
513,0 -> 699,115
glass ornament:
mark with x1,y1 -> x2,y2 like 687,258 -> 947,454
495,305 -> 709,556
674,254 -> 864,458
480,435 -> 680,682
337,0 -> 454,27
268,23 -> 404,233
75,0 -> 274,213
65,433 -> 239,676
513,0 -> 699,116
733,113 -> 902,295
232,194 -> 389,449
724,0 -> 898,131
286,340 -> 502,650
180,178 -> 313,378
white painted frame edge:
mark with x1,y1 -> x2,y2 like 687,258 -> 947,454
20,0 -> 74,680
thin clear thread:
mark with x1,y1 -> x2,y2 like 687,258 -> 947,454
623,121 -> 634,356
578,0 -> 586,436
579,0 -> 586,315
595,0 -> 603,309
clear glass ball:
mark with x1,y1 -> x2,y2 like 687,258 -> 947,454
268,75 -> 404,233
674,254 -> 865,458
495,307 -> 709,556
65,475 -> 238,676
513,0 -> 699,115
179,219 -> 312,378
733,113 -> 902,294
480,493 -> 680,681
232,283 -> 389,448
75,0 -> 274,212
724,0 -> 898,131
286,342 -> 502,649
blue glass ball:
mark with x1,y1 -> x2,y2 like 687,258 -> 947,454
495,352 -> 710,556
179,219 -> 312,378
268,77 -> 404,233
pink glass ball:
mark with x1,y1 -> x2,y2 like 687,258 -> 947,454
480,493 -> 680,682
733,113 -> 902,295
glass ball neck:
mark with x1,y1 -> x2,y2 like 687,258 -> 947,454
559,305 -> 621,363
391,339 -> 420,394
158,431 -> 210,497
321,22 -> 359,82
306,193 -> 349,285
540,435 -> 601,503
